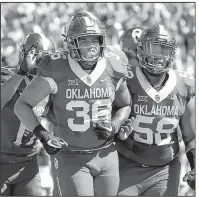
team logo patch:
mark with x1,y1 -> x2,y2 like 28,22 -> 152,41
68,79 -> 79,86
138,95 -> 148,102
86,77 -> 92,84
155,95 -> 160,102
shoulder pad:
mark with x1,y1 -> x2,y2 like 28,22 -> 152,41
175,70 -> 195,98
105,46 -> 128,78
36,52 -> 68,78
36,54 -> 52,78
177,71 -> 195,87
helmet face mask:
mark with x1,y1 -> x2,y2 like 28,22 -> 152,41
65,11 -> 106,62
77,35 -> 101,61
137,25 -> 177,74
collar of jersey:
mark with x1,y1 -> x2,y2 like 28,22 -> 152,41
136,66 -> 177,103
68,54 -> 106,86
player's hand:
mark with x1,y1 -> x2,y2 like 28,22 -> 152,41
118,117 -> 134,140
17,46 -> 37,76
43,135 -> 63,155
33,124 -> 63,155
183,169 -> 195,190
95,121 -> 116,140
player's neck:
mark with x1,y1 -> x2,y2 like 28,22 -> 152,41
79,61 -> 97,73
142,68 -> 168,90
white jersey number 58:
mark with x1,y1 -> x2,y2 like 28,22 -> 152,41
133,115 -> 179,145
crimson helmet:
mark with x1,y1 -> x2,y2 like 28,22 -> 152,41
137,25 -> 177,74
120,27 -> 146,59
18,33 -> 55,79
63,11 -> 106,62
18,33 -> 55,61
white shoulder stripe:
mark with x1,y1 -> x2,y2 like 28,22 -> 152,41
41,76 -> 58,94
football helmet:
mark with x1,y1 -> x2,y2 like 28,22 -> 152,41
63,11 -> 106,62
120,27 -> 146,59
18,33 -> 55,79
18,33 -> 55,62
137,25 -> 177,74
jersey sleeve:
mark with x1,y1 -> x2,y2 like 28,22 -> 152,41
105,46 -> 128,78
177,71 -> 195,101
36,54 -> 58,94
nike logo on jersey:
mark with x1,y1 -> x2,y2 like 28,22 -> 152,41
100,77 -> 109,83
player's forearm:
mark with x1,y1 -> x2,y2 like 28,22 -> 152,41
184,138 -> 195,153
111,105 -> 131,133
1,74 -> 23,109
14,98 -> 40,132
186,148 -> 195,170
40,117 -> 56,135
44,112 -> 57,127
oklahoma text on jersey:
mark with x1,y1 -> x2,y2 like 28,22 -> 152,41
134,104 -> 179,116
66,87 -> 113,99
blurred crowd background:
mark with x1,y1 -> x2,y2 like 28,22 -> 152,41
1,2 -> 195,196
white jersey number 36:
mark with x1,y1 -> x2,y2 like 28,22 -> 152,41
66,99 -> 112,132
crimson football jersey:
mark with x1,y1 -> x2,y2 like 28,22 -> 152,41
1,78 -> 47,163
116,66 -> 195,166
37,46 -> 128,150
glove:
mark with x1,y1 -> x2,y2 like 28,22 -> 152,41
33,124 -> 63,155
118,117 -> 134,140
183,169 -> 195,190
95,121 -> 117,140
17,45 -> 37,76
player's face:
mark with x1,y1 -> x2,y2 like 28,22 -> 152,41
144,43 -> 173,69
78,35 -> 101,62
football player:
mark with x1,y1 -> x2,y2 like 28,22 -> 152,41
116,25 -> 195,196
14,11 -> 132,196
1,33 -> 55,196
